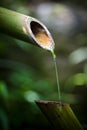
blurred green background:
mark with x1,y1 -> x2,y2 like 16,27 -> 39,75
0,0 -> 87,129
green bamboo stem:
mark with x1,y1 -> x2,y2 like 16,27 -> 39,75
0,7 -> 54,51
36,100 -> 83,130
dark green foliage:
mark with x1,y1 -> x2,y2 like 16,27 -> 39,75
0,0 -> 87,130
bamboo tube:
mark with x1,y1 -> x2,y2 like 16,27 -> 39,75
36,100 -> 83,130
0,7 -> 54,51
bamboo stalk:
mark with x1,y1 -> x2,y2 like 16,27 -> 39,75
36,100 -> 83,130
0,7 -> 54,51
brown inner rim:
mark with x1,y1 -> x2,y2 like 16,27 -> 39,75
30,21 -> 51,47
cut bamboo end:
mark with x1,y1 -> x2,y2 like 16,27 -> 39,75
27,19 -> 55,51
36,100 -> 68,106
0,7 -> 54,51
36,100 -> 83,130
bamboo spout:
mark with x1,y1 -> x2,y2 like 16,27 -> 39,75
0,7 -> 54,51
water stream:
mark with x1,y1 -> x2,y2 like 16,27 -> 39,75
51,50 -> 61,104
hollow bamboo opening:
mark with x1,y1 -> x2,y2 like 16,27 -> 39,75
30,21 -> 51,47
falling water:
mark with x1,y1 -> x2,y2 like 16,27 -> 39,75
51,50 -> 61,104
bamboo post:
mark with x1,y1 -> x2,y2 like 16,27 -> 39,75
0,7 -> 54,51
36,100 -> 83,130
